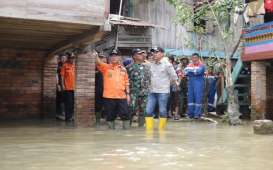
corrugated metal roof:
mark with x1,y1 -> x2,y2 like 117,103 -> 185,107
109,14 -> 156,27
110,19 -> 155,27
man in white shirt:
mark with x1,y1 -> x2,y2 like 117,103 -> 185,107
145,47 -> 178,131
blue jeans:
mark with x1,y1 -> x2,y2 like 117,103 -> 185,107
146,93 -> 170,118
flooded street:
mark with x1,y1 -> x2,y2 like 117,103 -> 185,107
0,121 -> 273,170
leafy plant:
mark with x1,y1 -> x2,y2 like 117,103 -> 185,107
167,0 -> 244,125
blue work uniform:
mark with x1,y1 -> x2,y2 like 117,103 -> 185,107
207,75 -> 217,112
184,63 -> 205,118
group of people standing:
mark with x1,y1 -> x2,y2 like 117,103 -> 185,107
95,47 -> 217,131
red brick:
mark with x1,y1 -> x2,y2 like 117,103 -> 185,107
74,52 -> 96,127
0,49 -> 45,120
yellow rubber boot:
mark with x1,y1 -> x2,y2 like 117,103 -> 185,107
159,118 -> 167,130
145,117 -> 154,131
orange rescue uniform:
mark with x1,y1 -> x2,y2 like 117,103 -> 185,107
97,62 -> 129,99
60,62 -> 75,91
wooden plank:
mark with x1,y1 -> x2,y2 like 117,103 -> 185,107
0,30 -> 79,38
0,0 -> 106,25
117,40 -> 152,44
0,24 -> 88,34
0,16 -> 103,51
0,42 -> 52,51
0,17 -> 93,31
118,35 -> 151,39
242,51 -> 273,61
0,40 -> 59,46
49,27 -> 105,55
117,43 -> 152,48
118,37 -> 152,41
0,0 -> 109,51
0,32 -> 69,40
132,0 -> 191,49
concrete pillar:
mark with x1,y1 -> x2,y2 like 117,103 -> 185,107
74,52 -> 96,127
251,61 -> 267,120
42,55 -> 57,118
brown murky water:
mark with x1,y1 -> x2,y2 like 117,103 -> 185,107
0,120 -> 272,170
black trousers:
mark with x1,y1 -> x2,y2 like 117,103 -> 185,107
64,90 -> 74,121
264,13 -> 273,23
56,90 -> 64,115
95,95 -> 104,113
104,98 -> 129,121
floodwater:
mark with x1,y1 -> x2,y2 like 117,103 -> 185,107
0,120 -> 273,170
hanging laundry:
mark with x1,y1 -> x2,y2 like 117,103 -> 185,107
247,0 -> 265,17
264,0 -> 273,13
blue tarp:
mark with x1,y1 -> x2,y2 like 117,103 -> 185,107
164,48 -> 240,59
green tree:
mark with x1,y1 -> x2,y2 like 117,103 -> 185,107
167,0 -> 244,125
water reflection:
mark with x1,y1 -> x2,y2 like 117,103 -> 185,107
0,121 -> 272,170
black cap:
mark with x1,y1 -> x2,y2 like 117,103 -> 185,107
132,48 -> 146,55
150,46 -> 164,53
110,49 -> 120,56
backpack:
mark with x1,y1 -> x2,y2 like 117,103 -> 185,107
265,0 -> 273,13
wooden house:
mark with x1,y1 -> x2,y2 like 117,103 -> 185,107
95,15 -> 154,56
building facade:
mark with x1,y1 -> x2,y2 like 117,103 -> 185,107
242,21 -> 273,120
131,0 -> 244,56
0,0 -> 110,126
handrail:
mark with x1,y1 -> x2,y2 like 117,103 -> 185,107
220,57 -> 243,104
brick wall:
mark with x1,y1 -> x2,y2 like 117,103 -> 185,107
0,49 -> 96,125
75,52 -> 96,127
251,61 -> 267,120
42,55 -> 57,118
0,49 -> 45,120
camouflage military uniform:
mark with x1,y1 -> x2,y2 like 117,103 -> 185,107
127,63 -> 151,126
